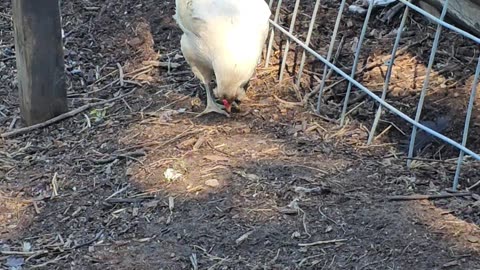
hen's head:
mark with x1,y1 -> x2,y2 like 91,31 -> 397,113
214,86 -> 247,113
222,99 -> 232,113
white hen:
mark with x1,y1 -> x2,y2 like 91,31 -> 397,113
174,0 -> 271,117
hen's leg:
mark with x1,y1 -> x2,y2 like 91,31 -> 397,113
180,35 -> 229,117
195,82 -> 229,118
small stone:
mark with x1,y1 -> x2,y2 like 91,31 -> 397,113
466,235 -> 480,243
205,179 -> 220,187
128,37 -> 143,47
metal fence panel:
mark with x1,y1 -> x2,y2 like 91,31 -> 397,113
264,0 -> 480,190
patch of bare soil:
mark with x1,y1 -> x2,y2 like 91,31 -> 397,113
1,0 -> 480,269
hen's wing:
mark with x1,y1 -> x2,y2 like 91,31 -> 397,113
174,0 -> 270,38
173,0 -> 206,37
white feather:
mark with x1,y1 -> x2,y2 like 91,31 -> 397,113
174,0 -> 271,102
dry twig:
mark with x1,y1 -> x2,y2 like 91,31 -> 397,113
92,150 -> 146,164
387,192 -> 472,201
1,89 -> 136,138
298,239 -> 347,247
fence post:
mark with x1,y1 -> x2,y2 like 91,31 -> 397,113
12,0 -> 67,126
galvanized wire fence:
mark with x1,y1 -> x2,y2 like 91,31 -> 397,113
264,0 -> 480,190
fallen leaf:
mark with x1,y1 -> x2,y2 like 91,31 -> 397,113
5,257 -> 24,268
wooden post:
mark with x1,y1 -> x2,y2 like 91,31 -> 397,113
12,0 -> 67,126
418,0 -> 480,37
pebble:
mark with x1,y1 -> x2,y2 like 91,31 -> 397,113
205,179 -> 220,187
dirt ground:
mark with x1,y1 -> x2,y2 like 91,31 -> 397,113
1,0 -> 480,269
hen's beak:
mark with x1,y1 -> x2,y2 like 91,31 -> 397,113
222,99 -> 232,113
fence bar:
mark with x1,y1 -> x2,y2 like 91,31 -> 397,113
268,0 -> 274,8
279,0 -> 301,81
265,0 -> 283,68
367,3 -> 410,144
398,0 -> 480,44
315,0 -> 347,113
296,0 -> 322,88
407,0 -> 449,166
339,2 -> 374,126
452,57 -> 480,190
269,19 -> 480,161
263,0 -> 275,61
